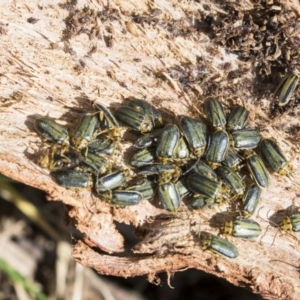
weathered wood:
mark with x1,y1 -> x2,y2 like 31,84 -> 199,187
1,1 -> 300,299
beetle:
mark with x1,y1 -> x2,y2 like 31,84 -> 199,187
127,98 -> 163,128
187,173 -> 230,204
198,232 -> 238,258
259,139 -> 293,176
189,194 -> 216,210
158,182 -> 181,212
241,183 -> 261,217
51,170 -> 92,189
186,159 -> 218,181
93,103 -> 121,147
172,137 -> 190,164
126,178 -> 157,200
274,72 -> 299,107
88,134 -> 118,156
134,128 -> 164,148
280,213 -> 300,232
129,147 -> 156,168
204,97 -> 227,129
34,117 -> 69,145
115,106 -> 153,133
96,170 -> 129,193
138,163 -> 179,175
223,149 -> 243,170
230,129 -> 261,149
93,102 -> 120,130
205,130 -> 229,168
215,165 -> 246,197
37,147 -> 81,171
101,190 -> 143,206
156,124 -> 181,163
175,177 -> 190,198
72,113 -> 100,151
244,151 -> 270,189
80,153 -> 111,175
138,163 -> 181,184
221,218 -> 262,239
226,105 -> 249,131
180,116 -> 208,157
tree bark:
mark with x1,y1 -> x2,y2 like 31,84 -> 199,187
1,1 -> 300,299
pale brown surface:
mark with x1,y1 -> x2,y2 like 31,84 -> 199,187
0,0 -> 300,299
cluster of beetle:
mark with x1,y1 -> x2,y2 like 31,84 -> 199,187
33,97 -> 298,259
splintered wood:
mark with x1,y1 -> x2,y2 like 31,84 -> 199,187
1,0 -> 300,299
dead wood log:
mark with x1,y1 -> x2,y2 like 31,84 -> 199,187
1,1 -> 300,299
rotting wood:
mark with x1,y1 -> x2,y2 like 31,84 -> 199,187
0,1 -> 300,299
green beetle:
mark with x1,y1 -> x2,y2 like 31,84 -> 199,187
205,130 -> 229,168
96,170 -> 129,193
242,184 -> 261,217
134,128 -> 164,148
129,147 -> 156,168
259,139 -> 293,176
38,147 -> 81,171
138,163 -> 181,185
172,137 -> 191,164
80,153 -> 111,175
158,182 -> 181,212
175,177 -> 190,198
51,170 -> 92,189
115,106 -> 153,133
189,194 -> 216,210
72,113 -> 100,151
101,190 -> 143,206
280,213 -> 300,232
230,129 -> 261,149
93,102 -> 120,129
221,218 -> 262,239
187,159 -> 218,182
127,98 -> 163,128
204,97 -> 227,129
180,116 -> 208,157
226,105 -> 249,131
126,178 -> 156,200
34,117 -> 69,145
88,134 -> 117,156
223,149 -> 243,170
93,103 -> 121,145
156,124 -> 180,163
198,232 -> 238,258
215,165 -> 246,197
187,173 -> 229,204
244,151 -> 270,189
274,72 -> 299,107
